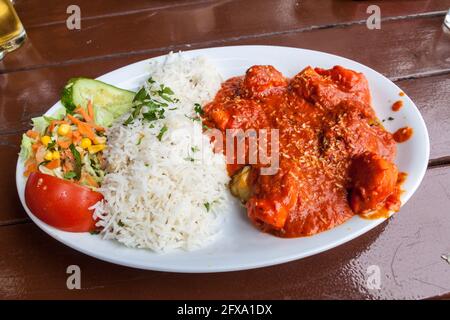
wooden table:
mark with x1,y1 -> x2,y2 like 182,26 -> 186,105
1,0 -> 449,300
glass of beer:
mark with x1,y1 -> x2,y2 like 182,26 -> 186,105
0,0 -> 26,59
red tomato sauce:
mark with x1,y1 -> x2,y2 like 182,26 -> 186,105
204,65 -> 404,237
393,127 -> 414,143
392,100 -> 403,111
361,172 -> 407,219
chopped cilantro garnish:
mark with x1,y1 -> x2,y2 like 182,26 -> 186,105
63,171 -> 77,179
47,140 -> 56,150
194,103 -> 204,115
38,160 -> 50,167
157,84 -> 175,102
185,114 -> 201,122
124,79 -> 176,125
137,135 -> 144,145
69,143 -> 82,180
157,125 -> 168,141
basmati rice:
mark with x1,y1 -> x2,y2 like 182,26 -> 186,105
93,53 -> 230,252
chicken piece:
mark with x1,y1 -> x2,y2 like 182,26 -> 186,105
203,77 -> 271,131
292,66 -> 371,108
349,152 -> 399,214
315,66 -> 369,95
247,167 -> 299,230
242,65 -> 287,98
207,107 -> 231,131
247,198 -> 289,230
321,108 -> 396,162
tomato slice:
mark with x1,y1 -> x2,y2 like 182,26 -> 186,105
25,172 -> 103,232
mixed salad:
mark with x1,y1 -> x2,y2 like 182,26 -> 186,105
22,103 -> 107,188
20,78 -> 135,232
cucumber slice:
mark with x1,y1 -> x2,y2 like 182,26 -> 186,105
61,78 -> 135,127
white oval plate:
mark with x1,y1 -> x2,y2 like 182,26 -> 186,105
16,46 -> 429,273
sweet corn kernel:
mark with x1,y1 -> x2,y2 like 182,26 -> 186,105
80,137 -> 92,149
52,150 -> 60,160
93,136 -> 106,145
40,135 -> 51,146
88,144 -> 106,154
44,151 -> 53,161
57,124 -> 71,136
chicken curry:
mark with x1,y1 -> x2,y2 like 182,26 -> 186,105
204,65 -> 409,237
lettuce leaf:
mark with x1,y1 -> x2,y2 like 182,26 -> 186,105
19,134 -> 33,160
20,108 -> 66,161
31,108 -> 66,135
31,117 -> 49,135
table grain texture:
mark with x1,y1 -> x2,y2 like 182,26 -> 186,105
1,0 -> 450,300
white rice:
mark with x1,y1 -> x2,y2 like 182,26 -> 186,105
93,53 -> 229,252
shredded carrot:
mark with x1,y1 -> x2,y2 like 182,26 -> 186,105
89,123 -> 105,132
25,158 -> 33,166
26,130 -> 39,139
84,174 -> 98,188
79,122 -> 97,140
67,114 -> 96,140
75,107 -> 93,123
49,120 -> 68,133
45,159 -> 61,170
72,130 -> 82,144
32,142 -> 41,151
57,138 -> 72,149
71,113 -> 104,132
87,100 -> 94,120
24,160 -> 37,177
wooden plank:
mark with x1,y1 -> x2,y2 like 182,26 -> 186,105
0,134 -> 26,225
1,165 -> 449,299
15,0 -> 449,28
2,3 -> 449,72
396,74 -> 450,160
14,0 -> 216,27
